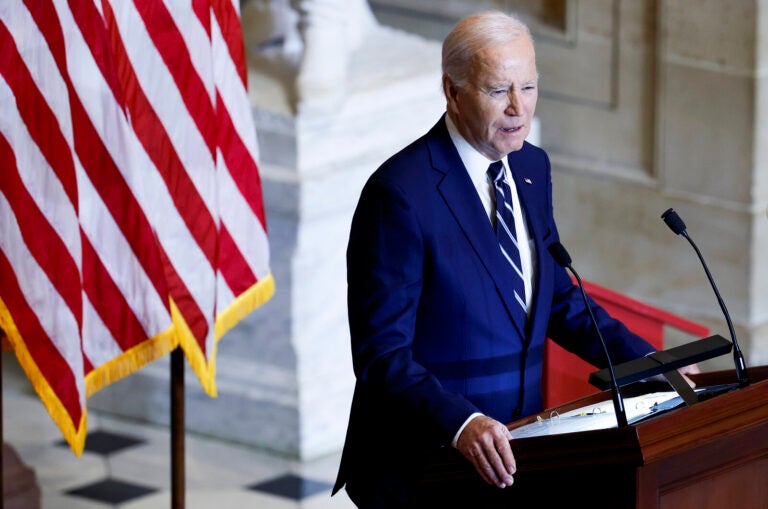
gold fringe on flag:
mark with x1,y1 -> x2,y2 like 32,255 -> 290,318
0,297 -> 89,456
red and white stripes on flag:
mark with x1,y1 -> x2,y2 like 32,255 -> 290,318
0,0 -> 273,456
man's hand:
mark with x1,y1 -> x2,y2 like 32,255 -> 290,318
678,363 -> 701,387
455,415 -> 516,489
678,363 -> 701,376
647,363 -> 701,388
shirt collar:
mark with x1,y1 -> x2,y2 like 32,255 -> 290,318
445,114 -> 507,187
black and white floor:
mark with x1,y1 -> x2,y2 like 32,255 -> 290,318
3,355 -> 354,508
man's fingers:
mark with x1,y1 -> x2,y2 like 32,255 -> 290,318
469,447 -> 498,486
478,433 -> 515,488
680,363 -> 701,375
495,430 -> 517,476
470,444 -> 511,488
457,416 -> 516,488
681,372 -> 697,388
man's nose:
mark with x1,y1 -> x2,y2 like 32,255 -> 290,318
506,91 -> 521,115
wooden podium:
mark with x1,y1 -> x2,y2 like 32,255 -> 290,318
418,366 -> 768,508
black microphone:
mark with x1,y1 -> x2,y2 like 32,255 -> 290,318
548,241 -> 629,428
661,208 -> 749,387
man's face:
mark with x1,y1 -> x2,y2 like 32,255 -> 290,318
445,36 -> 538,160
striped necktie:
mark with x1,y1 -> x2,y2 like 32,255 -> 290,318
487,161 -> 527,317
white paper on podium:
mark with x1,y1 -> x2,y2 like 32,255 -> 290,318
509,391 -> 683,439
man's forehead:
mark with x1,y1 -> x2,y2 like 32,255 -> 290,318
470,47 -> 537,81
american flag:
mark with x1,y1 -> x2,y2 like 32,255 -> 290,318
0,0 -> 273,456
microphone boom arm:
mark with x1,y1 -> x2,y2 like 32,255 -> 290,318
567,265 -> 629,428
661,208 -> 749,387
680,229 -> 749,387
548,241 -> 629,428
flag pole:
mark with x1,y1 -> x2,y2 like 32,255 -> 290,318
171,347 -> 185,508
1,349 -> 4,509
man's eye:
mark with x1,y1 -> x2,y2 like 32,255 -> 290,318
491,89 -> 507,96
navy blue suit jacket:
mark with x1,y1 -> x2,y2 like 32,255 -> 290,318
334,116 -> 654,493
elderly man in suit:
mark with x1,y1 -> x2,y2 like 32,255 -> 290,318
334,10 -> 661,507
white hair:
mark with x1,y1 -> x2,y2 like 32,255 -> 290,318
442,11 -> 533,88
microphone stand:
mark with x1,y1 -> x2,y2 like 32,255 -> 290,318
549,243 -> 629,427
569,267 -> 629,427
661,209 -> 749,387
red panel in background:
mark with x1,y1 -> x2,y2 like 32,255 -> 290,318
543,279 -> 710,408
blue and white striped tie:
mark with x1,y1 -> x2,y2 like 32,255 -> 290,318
487,161 -> 527,317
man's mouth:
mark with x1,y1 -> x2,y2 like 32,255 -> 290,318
501,126 -> 522,133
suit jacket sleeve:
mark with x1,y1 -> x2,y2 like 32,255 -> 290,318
509,145 -> 655,370
346,173 -> 480,445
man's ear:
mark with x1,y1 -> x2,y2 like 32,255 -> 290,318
443,74 -> 459,115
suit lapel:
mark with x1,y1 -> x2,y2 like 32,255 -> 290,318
426,119 -> 527,337
507,147 -> 551,343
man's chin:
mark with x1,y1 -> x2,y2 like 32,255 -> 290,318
494,136 -> 528,154
499,142 -> 525,154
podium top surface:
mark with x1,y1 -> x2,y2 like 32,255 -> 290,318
512,366 -> 768,470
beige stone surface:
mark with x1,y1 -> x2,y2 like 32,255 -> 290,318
537,0 -> 657,183
661,0 -> 756,71
657,64 -> 754,204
